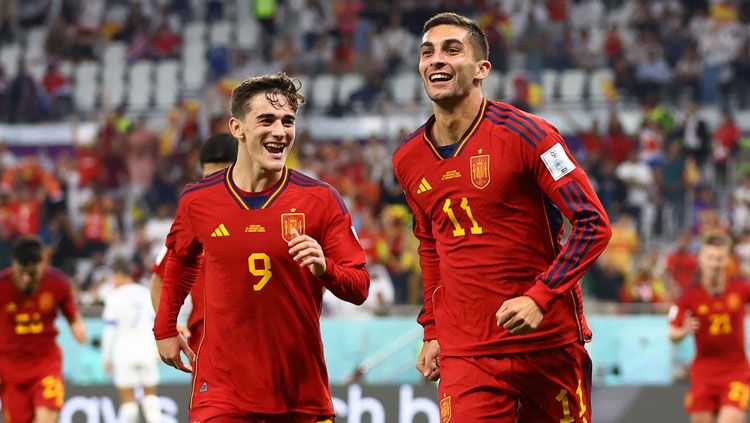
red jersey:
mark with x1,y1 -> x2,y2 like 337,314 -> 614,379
393,99 -> 611,356
0,268 -> 78,362
153,166 -> 369,416
669,281 -> 750,382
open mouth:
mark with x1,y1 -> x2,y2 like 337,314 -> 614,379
264,142 -> 286,155
429,73 -> 453,83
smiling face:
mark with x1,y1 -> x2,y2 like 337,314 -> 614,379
229,92 -> 296,174
419,24 -> 490,104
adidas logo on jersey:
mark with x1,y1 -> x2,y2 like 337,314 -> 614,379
211,224 -> 230,237
416,178 -> 432,194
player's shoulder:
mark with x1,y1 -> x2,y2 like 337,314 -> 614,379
43,267 -> 71,286
484,100 -> 558,148
179,168 -> 229,200
288,169 -> 349,214
393,123 -> 428,163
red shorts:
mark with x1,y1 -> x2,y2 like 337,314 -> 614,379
0,349 -> 64,423
686,378 -> 750,414
190,408 -> 333,423
438,342 -> 592,423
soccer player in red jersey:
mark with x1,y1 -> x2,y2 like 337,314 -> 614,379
0,236 -> 88,423
153,73 -> 369,423
150,133 -> 237,352
392,13 -> 612,422
669,231 -> 750,423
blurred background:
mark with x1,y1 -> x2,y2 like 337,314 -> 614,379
1,0 -> 750,421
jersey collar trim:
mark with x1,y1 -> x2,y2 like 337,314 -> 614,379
422,97 -> 487,160
224,165 -> 290,210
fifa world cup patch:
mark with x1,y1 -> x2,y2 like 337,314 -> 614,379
540,142 -> 576,181
440,395 -> 451,423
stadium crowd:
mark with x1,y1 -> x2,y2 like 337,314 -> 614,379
0,0 -> 749,313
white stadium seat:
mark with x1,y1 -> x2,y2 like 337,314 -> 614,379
337,73 -> 365,105
0,43 -> 21,78
590,68 -> 614,102
559,69 -> 586,103
154,60 -> 180,110
542,70 -> 558,103
482,70 -> 502,100
209,20 -> 232,46
389,72 -> 419,106
127,60 -> 154,112
74,61 -> 100,113
311,74 -> 337,111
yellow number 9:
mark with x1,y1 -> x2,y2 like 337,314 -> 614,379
248,253 -> 272,291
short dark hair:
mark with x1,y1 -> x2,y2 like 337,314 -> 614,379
423,12 -> 489,60
200,133 -> 237,165
229,72 -> 305,118
13,236 -> 43,266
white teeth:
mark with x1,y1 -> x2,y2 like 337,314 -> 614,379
430,74 -> 451,82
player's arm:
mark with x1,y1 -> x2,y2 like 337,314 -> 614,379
101,296 -> 116,373
668,302 -> 699,342
394,162 -> 442,380
58,276 -> 88,344
289,187 -> 369,304
153,196 -> 202,372
499,124 -> 612,334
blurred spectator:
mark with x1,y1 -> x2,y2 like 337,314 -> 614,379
664,230 -> 698,297
0,0 -> 19,42
680,99 -> 710,165
671,45 -> 702,103
733,173 -> 750,235
711,110 -> 740,185
734,42 -> 750,109
8,61 -> 44,123
616,151 -> 655,233
150,21 -> 181,60
255,0 -> 279,61
620,264 -> 667,304
603,24 -> 623,67
659,142 -> 688,236
734,230 -> 750,278
376,204 -> 419,304
42,61 -> 72,118
587,256 -> 626,301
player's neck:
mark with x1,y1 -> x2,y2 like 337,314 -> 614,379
701,276 -> 726,295
232,155 -> 283,192
431,91 -> 484,147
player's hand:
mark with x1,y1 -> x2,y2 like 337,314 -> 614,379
71,319 -> 88,344
496,296 -> 544,335
104,360 -> 112,374
288,228 -> 326,276
416,339 -> 441,381
157,335 -> 195,373
176,324 -> 191,339
682,311 -> 700,334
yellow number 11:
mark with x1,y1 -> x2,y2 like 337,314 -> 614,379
442,198 -> 483,237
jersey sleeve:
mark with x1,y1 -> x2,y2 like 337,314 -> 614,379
317,187 -> 370,305
57,277 -> 79,322
153,197 -> 203,340
152,245 -> 168,277
668,293 -> 691,328
394,165 -> 440,341
520,124 -> 613,311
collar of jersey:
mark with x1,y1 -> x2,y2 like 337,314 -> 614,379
422,97 -> 487,160
224,164 -> 290,210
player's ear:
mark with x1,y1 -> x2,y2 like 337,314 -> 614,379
475,59 -> 491,81
228,116 -> 244,142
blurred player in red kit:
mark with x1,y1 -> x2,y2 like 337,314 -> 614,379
150,132 -> 238,352
392,12 -> 612,422
670,231 -> 750,423
0,236 -> 88,423
153,73 -> 369,423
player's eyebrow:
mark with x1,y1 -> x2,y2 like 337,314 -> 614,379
256,113 -> 295,122
420,39 -> 464,50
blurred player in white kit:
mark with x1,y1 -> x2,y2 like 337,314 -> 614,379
101,258 -> 161,423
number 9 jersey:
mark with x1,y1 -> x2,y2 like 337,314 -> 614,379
153,166 -> 369,418
393,99 -> 612,356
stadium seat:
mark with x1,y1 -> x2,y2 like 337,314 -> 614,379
235,17 -> 260,51
559,69 -> 587,103
389,72 -> 419,106
127,61 -> 154,112
154,60 -> 180,110
102,42 -> 127,108
23,27 -> 47,64
182,44 -> 207,91
590,68 -> 615,103
73,61 -> 100,113
209,20 -> 233,46
0,43 -> 20,78
310,74 -> 337,111
337,73 -> 365,106
184,21 -> 206,46
293,74 -> 312,99
542,70 -> 559,103
103,42 -> 127,68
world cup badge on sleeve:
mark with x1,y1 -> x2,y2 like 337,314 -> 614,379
39,291 -> 54,312
470,154 -> 490,189
440,395 -> 452,423
281,211 -> 306,242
